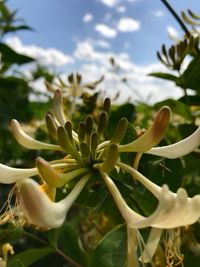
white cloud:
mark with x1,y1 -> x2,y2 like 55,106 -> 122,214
83,13 -> 93,23
117,17 -> 140,32
5,36 -> 74,67
167,26 -> 179,40
152,10 -> 164,17
73,40 -> 182,104
116,5 -> 126,13
95,24 -> 117,38
100,0 -> 118,7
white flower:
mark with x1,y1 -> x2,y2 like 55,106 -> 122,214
100,163 -> 200,264
0,164 -> 38,184
17,173 -> 90,229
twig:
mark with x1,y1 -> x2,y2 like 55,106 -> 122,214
23,230 -> 82,267
160,0 -> 191,37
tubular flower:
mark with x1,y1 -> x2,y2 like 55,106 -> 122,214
100,162 -> 200,265
0,89 -> 200,266
17,174 -> 90,228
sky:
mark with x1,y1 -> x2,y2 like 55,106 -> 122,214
5,0 -> 200,103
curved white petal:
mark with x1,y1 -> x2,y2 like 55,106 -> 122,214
18,174 -> 90,228
139,228 -> 162,263
102,171 -> 200,230
10,119 -> 62,151
0,164 -> 38,184
146,126 -> 200,158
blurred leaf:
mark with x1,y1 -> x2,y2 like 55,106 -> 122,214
0,43 -> 34,66
182,55 -> 200,91
7,247 -> 53,267
89,225 -> 126,267
149,72 -> 179,83
58,223 -> 88,266
179,95 -> 200,106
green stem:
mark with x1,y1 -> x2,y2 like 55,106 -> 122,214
22,230 -> 82,267
160,0 -> 191,37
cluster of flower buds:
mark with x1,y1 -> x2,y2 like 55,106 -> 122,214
0,89 -> 200,265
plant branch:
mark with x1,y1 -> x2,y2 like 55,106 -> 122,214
22,230 -> 82,267
160,0 -> 191,38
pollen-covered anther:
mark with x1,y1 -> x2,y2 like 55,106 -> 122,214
99,143 -> 118,173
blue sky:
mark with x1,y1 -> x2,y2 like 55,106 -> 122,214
5,0 -> 200,103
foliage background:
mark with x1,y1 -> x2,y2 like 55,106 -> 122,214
0,1 -> 199,266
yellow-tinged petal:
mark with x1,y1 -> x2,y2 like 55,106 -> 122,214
146,126 -> 200,158
36,157 -> 88,187
119,106 -> 171,152
0,164 -> 37,184
10,119 -> 62,151
18,174 -> 90,228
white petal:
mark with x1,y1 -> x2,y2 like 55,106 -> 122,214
10,119 -> 62,151
18,174 -> 90,228
0,164 -> 37,184
140,228 -> 162,263
146,126 -> 200,158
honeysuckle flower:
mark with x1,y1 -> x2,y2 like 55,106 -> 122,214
17,173 -> 90,229
1,88 -> 200,267
100,162 -> 200,264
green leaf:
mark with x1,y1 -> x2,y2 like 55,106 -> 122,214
89,225 -> 126,267
7,247 -> 53,267
149,72 -> 179,83
179,95 -> 200,106
182,55 -> 200,91
0,43 -> 34,65
58,223 -> 88,266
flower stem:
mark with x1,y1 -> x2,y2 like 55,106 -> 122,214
22,230 -> 82,267
160,0 -> 191,37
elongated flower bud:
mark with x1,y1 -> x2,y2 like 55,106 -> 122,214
100,144 -> 118,172
45,114 -> 57,139
52,89 -> 66,126
36,157 -> 88,187
111,117 -> 128,144
119,106 -> 171,152
10,119 -> 61,151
